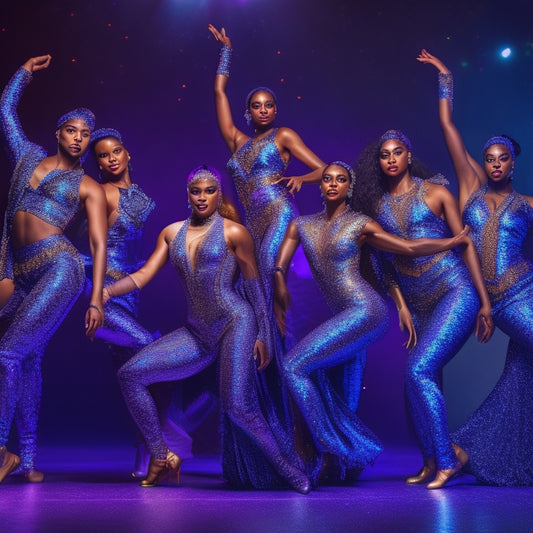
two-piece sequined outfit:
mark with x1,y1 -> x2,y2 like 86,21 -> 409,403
376,177 -> 479,471
452,185 -> 533,485
118,214 -> 305,489
0,68 -> 85,472
283,207 -> 387,474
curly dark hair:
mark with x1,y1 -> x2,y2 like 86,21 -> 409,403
350,138 -> 435,218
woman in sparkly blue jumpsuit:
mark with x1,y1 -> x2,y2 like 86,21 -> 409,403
419,50 -> 533,485
352,131 -> 493,489
208,25 -> 325,315
275,162 -> 472,483
103,166 -> 310,493
0,56 -> 107,483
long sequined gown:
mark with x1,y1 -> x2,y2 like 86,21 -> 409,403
0,67 -> 86,473
452,185 -> 533,485
118,213 -> 304,489
282,207 -> 387,474
376,177 -> 479,471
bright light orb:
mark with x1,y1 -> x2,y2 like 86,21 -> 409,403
501,47 -> 512,59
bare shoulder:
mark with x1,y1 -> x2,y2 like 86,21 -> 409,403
223,217 -> 250,239
161,220 -> 185,243
79,174 -> 105,198
276,127 -> 298,143
425,181 -> 454,201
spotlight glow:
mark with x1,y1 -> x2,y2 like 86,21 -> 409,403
501,47 -> 512,59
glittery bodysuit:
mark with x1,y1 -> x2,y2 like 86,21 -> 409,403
0,67 -> 86,473
227,128 -> 295,301
118,214 -> 305,489
85,184 -> 155,351
282,207 -> 387,473
376,177 -> 479,471
453,185 -> 533,485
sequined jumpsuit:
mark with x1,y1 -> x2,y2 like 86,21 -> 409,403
0,67 -> 86,472
118,214 -> 304,489
376,177 -> 479,471
452,185 -> 533,485
227,128 -> 295,303
282,208 -> 387,472
85,184 -> 155,352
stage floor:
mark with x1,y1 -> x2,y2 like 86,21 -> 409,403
0,446 -> 531,533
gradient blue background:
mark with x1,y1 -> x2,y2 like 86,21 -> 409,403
0,0 -> 531,452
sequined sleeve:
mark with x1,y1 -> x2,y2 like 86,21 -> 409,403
0,67 -> 34,169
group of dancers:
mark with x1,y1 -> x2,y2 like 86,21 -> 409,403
0,25 -> 531,493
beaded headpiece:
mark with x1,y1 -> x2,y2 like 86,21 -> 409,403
56,107 -> 96,132
482,136 -> 516,160
187,165 -> 222,189
379,129 -> 412,152
326,161 -> 356,200
244,86 -> 278,126
91,127 -> 123,147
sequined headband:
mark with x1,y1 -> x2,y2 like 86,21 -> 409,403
56,108 -> 96,132
91,128 -> 123,146
379,129 -> 412,152
482,136 -> 516,160
187,165 -> 222,190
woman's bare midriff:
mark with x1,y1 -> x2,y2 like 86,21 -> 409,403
12,211 -> 62,249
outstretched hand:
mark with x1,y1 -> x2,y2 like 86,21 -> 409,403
208,24 -> 232,48
22,55 -> 52,74
416,49 -> 450,74
85,305 -> 104,341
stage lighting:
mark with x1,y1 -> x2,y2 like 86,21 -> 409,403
500,47 -> 512,59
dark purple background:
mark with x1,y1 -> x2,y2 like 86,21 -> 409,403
1,0 -> 531,451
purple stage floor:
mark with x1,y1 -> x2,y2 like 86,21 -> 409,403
0,446 -> 531,533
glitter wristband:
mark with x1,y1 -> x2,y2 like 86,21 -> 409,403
438,72 -> 453,108
216,45 -> 232,77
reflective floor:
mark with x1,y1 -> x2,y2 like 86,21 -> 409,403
0,446 -> 531,533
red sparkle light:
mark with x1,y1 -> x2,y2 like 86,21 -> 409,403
177,98 -> 182,102
280,78 -> 285,82
107,23 -> 112,28
70,12 -> 75,17
181,84 -> 186,88
296,95 -> 302,100
71,58 -> 76,63
124,35 -> 129,40
276,50 -> 281,55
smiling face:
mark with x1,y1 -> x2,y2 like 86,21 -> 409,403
379,139 -> 410,179
483,143 -> 514,184
320,164 -> 351,204
94,137 -> 129,181
188,178 -> 220,219
248,90 -> 277,128
56,119 -> 91,159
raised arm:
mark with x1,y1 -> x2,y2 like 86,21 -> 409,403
208,24 -> 248,153
417,49 -> 485,211
80,176 -> 107,339
276,127 -> 327,193
0,55 -> 51,167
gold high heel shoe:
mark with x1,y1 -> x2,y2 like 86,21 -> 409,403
140,449 -> 182,487
25,470 -> 44,483
0,446 -> 20,484
426,444 -> 468,490
406,459 -> 436,484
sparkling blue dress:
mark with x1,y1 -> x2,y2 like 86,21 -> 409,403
453,185 -> 533,485
376,177 -> 479,471
282,207 -> 387,476
117,214 -> 306,489
0,67 -> 85,472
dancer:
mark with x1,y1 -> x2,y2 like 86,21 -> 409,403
275,162 -> 471,483
418,49 -> 533,485
208,24 -> 325,311
0,55 -> 106,483
103,166 -> 310,493
352,131 -> 493,489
